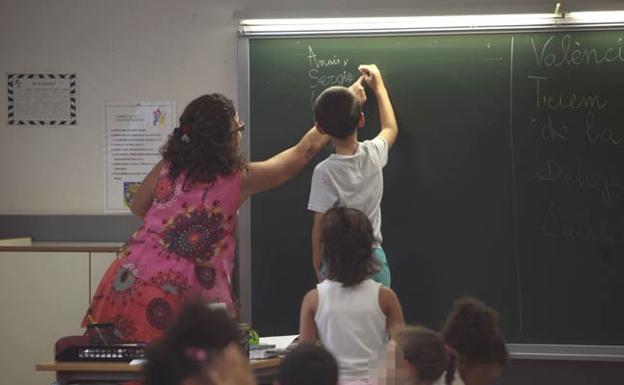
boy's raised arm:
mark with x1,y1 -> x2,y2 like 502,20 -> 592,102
359,64 -> 398,148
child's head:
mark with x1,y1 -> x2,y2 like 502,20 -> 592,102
276,343 -> 338,385
441,297 -> 508,385
392,326 -> 447,385
314,86 -> 363,139
161,93 -> 246,183
320,206 -> 378,287
143,298 -> 255,385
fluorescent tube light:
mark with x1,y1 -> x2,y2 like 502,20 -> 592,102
566,11 -> 624,25
239,11 -> 624,36
239,14 -> 560,36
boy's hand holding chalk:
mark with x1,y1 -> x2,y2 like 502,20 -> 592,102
348,76 -> 367,106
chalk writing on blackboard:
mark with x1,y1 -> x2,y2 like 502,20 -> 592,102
307,45 -> 355,88
542,201 -> 620,242
531,34 -> 624,67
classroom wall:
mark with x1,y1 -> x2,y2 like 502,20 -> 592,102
1,0 -> 623,214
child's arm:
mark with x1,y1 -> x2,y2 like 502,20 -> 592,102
311,212 -> 324,281
379,287 -> 405,338
130,160 -> 164,219
359,65 -> 399,148
299,289 -> 320,343
348,76 -> 367,105
240,126 -> 328,205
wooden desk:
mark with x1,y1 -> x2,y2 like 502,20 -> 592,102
36,358 -> 282,385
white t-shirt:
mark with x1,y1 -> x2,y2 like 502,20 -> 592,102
315,279 -> 387,380
307,137 -> 388,247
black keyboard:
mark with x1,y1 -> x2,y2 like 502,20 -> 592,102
55,343 -> 148,362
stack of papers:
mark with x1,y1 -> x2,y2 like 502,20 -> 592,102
249,335 -> 298,360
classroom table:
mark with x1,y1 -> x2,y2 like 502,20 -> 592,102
36,357 -> 282,385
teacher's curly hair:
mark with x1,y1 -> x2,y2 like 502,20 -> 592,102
161,94 -> 247,184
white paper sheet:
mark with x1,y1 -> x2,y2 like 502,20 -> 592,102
105,102 -> 175,211
258,335 -> 299,350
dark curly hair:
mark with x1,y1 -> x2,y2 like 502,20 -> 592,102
394,325 -> 447,383
160,94 -> 246,183
314,86 -> 361,139
142,298 -> 241,385
441,297 -> 508,385
278,343 -> 338,385
320,207 -> 379,287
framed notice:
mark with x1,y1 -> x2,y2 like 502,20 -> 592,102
105,102 -> 175,211
7,73 -> 77,125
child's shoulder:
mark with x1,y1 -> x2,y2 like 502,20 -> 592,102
359,136 -> 388,151
301,288 -> 319,310
378,285 -> 399,304
311,156 -> 334,178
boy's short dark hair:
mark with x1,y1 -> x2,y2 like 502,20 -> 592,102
320,207 -> 379,287
314,86 -> 362,139
278,343 -> 338,385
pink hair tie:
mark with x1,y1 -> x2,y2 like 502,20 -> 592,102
444,344 -> 458,357
185,347 -> 207,362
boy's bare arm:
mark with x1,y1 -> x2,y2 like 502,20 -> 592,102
359,64 -> 398,148
311,212 -> 323,281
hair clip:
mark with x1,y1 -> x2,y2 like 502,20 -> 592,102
185,347 -> 207,362
180,125 -> 191,143
444,344 -> 458,357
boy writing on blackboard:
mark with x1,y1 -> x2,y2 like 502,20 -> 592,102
308,64 -> 398,286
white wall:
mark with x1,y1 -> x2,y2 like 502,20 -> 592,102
1,0 -> 622,214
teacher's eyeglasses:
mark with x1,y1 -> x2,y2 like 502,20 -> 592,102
233,120 -> 245,133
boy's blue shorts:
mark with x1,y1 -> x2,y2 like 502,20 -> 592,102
320,247 -> 391,287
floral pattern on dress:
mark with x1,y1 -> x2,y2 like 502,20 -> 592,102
83,162 -> 240,343
113,263 -> 138,292
150,271 -> 191,297
153,174 -> 182,208
160,201 -> 233,263
146,297 -> 174,330
194,264 -> 217,289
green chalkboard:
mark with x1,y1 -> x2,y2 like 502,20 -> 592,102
248,31 -> 624,344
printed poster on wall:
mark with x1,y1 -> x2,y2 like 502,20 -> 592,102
7,73 -> 77,125
105,102 -> 175,211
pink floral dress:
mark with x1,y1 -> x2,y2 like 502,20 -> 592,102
84,162 -> 240,342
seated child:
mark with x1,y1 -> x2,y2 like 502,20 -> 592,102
434,297 -> 508,385
309,64 -> 398,286
299,206 -> 405,384
379,325 -> 447,385
275,343 -> 338,385
143,298 -> 255,385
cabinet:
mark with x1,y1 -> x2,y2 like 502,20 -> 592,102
0,244 -> 121,385
0,252 -> 89,385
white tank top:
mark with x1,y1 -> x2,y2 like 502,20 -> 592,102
315,279 -> 387,380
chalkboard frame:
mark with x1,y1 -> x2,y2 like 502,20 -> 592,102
236,23 -> 624,358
